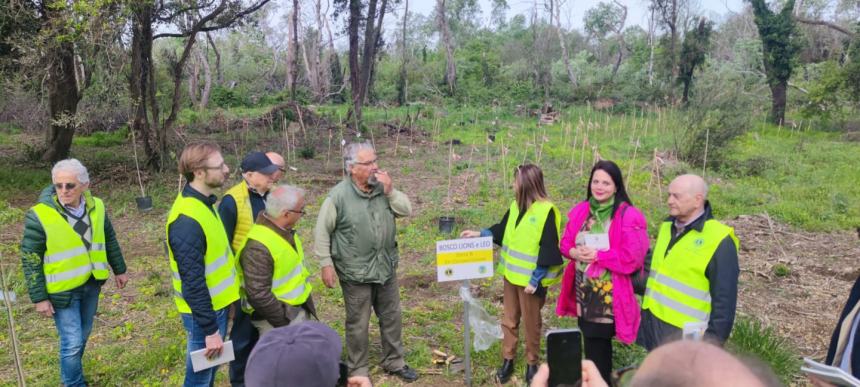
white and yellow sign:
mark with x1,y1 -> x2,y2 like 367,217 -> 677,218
436,237 -> 494,282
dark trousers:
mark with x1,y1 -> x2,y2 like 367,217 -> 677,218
229,303 -> 259,386
580,320 -> 614,383
340,276 -> 406,376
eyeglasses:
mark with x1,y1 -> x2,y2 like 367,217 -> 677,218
278,167 -> 286,173
204,163 -> 225,170
54,183 -> 78,191
286,208 -> 306,215
354,158 -> 378,166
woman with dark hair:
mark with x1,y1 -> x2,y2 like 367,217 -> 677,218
556,160 -> 650,383
461,164 -> 565,385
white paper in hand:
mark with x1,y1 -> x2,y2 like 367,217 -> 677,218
583,233 -> 610,251
190,340 -> 234,372
682,321 -> 708,341
802,358 -> 860,387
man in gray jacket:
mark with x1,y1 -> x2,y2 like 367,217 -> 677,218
314,142 -> 418,382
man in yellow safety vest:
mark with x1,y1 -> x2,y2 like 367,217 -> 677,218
637,174 -> 740,351
20,158 -> 128,387
166,142 -> 240,386
236,184 -> 316,336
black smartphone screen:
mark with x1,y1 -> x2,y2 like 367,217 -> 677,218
547,328 -> 582,386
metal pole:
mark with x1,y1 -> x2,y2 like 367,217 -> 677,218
0,260 -> 26,386
462,279 -> 471,386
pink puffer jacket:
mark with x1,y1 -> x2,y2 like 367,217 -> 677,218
556,200 -> 650,344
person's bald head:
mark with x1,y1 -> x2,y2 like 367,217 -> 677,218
667,174 -> 708,223
266,152 -> 286,182
631,341 -> 772,387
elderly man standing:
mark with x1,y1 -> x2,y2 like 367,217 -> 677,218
219,151 -> 279,386
637,174 -> 740,351
237,184 -> 316,336
314,142 -> 418,382
20,158 -> 128,387
167,142 -> 240,386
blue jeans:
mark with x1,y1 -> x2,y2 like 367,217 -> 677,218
52,280 -> 101,387
181,308 -> 229,387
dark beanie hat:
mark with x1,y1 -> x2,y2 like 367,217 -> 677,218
245,321 -> 342,387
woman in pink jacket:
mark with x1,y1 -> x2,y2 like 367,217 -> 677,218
557,160 -> 650,382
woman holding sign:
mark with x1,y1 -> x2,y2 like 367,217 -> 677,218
461,164 -> 565,385
556,160 -> 650,383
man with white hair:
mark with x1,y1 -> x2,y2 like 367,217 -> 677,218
313,142 -> 418,383
236,184 -> 316,336
20,158 -> 128,387
637,174 -> 740,351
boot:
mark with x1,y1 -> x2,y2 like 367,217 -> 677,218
525,364 -> 539,384
496,359 -> 515,384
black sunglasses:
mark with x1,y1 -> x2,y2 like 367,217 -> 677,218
54,183 -> 78,191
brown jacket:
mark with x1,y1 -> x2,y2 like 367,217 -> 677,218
239,213 -> 316,327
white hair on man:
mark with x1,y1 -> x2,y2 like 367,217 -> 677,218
52,158 -> 90,184
265,184 -> 306,218
343,142 -> 375,175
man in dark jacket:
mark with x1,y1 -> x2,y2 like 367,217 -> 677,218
20,158 -> 128,387
167,142 -> 240,387
314,142 -> 418,382
637,174 -> 739,351
237,184 -> 316,336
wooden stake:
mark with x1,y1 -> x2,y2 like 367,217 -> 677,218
0,260 -> 26,387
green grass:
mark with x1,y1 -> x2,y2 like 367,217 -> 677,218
2,102 -> 857,385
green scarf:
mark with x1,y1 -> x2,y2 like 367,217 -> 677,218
588,196 -> 615,233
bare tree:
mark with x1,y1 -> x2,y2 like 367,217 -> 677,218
397,0 -> 410,105
290,0 -> 300,101
651,0 -> 680,79
550,0 -> 577,88
609,0 -> 628,83
437,0 -> 457,95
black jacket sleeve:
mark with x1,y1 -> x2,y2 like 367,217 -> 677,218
218,194 -> 238,247
486,210 -> 510,246
103,216 -> 127,275
168,215 -> 218,335
536,211 -> 563,266
826,275 -> 860,377
704,236 -> 739,343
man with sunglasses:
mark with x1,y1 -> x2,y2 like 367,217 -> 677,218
20,158 -> 128,387
219,151 -> 280,386
313,142 -> 418,383
235,184 -> 316,337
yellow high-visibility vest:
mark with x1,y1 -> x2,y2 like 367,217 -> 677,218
641,219 -> 739,328
166,194 -> 240,313
236,224 -> 311,313
499,200 -> 565,287
224,180 -> 254,252
32,198 -> 109,294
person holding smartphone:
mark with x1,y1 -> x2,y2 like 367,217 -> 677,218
461,164 -> 566,384
556,160 -> 650,383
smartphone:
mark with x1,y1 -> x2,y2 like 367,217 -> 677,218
547,328 -> 582,387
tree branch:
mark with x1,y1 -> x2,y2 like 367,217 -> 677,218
153,0 -> 271,39
795,16 -> 856,38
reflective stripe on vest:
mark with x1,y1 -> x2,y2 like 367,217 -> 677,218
32,198 -> 109,294
498,200 -> 565,287
225,180 -> 254,252
641,219 -> 739,328
166,194 -> 240,313
236,225 -> 311,313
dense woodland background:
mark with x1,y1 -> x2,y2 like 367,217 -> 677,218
0,0 -> 858,167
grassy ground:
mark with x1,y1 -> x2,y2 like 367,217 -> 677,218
0,103 -> 857,386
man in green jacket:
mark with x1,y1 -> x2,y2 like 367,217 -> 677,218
314,142 -> 418,383
20,158 -> 128,387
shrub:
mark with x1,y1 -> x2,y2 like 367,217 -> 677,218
727,316 -> 801,385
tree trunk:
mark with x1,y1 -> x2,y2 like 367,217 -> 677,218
552,0 -> 577,88
365,0 -> 388,103
198,48 -> 212,110
609,0 -> 628,83
205,32 -> 223,85
131,3 -> 160,169
681,77 -> 691,103
43,39 -> 80,162
290,0 -> 300,101
347,0 -> 362,127
188,48 -> 200,106
437,0 -> 456,95
358,0 -> 380,105
769,80 -> 787,125
648,7 -> 655,86
397,0 -> 409,105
